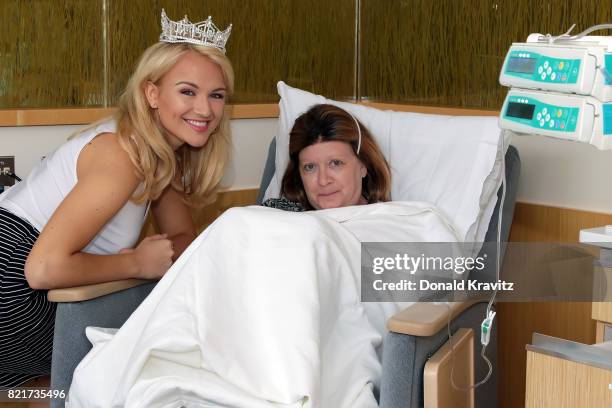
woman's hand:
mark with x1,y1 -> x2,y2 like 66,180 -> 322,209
120,234 -> 175,279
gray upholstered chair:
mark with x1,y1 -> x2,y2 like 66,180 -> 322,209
48,138 -> 520,408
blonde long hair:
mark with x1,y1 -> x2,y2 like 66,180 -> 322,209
115,42 -> 234,208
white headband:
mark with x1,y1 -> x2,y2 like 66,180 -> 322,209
346,111 -> 362,155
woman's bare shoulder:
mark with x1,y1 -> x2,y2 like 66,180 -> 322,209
77,132 -> 140,185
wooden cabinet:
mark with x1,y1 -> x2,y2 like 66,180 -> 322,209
525,292 -> 612,407
526,347 -> 612,408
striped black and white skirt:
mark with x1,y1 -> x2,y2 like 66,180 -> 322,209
0,207 -> 56,388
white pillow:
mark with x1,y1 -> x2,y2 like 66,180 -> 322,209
265,81 -> 507,244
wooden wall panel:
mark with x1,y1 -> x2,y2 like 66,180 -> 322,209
4,1 -> 612,110
0,101 -> 496,127
1,0 -> 356,109
498,201 -> 612,408
525,351 -> 612,408
360,0 -> 612,108
0,104 -> 280,127
107,0 -> 355,105
0,1 -> 104,108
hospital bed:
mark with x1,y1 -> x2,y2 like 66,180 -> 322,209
47,137 -> 520,408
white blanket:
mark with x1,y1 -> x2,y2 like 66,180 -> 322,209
68,202 -> 460,408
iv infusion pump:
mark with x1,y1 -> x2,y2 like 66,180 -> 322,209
498,30 -> 612,150
501,88 -> 610,149
499,34 -> 611,100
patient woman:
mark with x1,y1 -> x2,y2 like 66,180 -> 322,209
264,103 -> 391,211
69,104 -> 397,407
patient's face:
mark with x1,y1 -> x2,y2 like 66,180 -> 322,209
299,141 -> 367,210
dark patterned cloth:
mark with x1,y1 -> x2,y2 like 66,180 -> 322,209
261,197 -> 305,212
0,208 -> 55,388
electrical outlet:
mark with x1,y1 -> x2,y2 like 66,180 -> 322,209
0,156 -> 15,187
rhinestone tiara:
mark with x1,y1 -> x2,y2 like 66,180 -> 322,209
159,9 -> 232,54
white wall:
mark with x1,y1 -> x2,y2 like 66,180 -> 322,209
221,118 -> 277,189
510,134 -> 612,215
0,124 -> 80,180
3,118 -> 612,215
0,118 -> 278,191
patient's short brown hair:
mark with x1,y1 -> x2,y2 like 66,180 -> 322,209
281,104 -> 391,209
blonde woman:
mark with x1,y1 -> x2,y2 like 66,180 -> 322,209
0,11 -> 233,387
